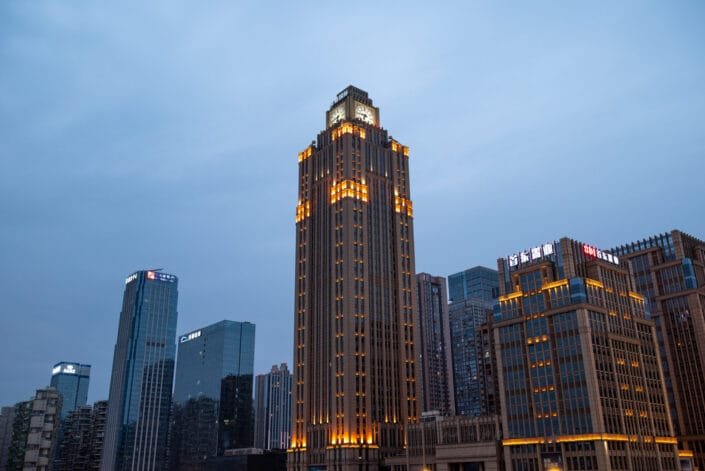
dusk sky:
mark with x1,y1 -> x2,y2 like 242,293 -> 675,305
1,2 -> 704,406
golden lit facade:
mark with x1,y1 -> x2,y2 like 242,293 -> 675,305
495,237 -> 680,470
289,86 -> 420,470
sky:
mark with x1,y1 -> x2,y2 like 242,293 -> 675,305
1,1 -> 704,406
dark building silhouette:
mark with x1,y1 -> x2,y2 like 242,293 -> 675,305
5,400 -> 31,471
219,374 -> 254,452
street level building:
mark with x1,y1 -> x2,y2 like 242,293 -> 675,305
171,320 -> 256,467
416,273 -> 455,416
101,270 -> 178,471
611,230 -> 705,469
254,363 -> 292,451
289,86 -> 421,470
495,237 -> 681,470
50,362 -> 90,419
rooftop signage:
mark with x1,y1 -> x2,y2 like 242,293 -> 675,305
147,271 -> 176,283
508,243 -> 555,268
582,244 -> 619,265
52,364 -> 77,375
180,330 -> 201,343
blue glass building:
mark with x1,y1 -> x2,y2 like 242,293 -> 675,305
101,270 -> 178,471
447,266 -> 499,417
171,320 -> 255,463
448,265 -> 500,303
50,362 -> 90,419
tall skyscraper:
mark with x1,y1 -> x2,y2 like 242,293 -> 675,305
415,273 -> 454,416
289,86 -> 421,470
254,363 -> 292,450
611,230 -> 705,469
101,270 -> 178,471
50,362 -> 90,419
495,237 -> 680,469
171,320 -> 256,465
447,266 -> 499,418
448,265 -> 500,303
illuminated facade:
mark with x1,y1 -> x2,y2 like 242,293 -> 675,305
611,230 -> 705,469
50,361 -> 90,419
495,237 -> 680,470
101,270 -> 178,471
416,273 -> 455,416
289,86 -> 420,470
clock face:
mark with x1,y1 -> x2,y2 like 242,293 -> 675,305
354,102 -> 376,125
328,105 -> 346,127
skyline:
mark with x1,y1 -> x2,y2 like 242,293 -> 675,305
2,2 -> 705,407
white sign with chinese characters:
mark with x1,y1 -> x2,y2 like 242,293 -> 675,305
508,243 -> 555,268
180,330 -> 201,343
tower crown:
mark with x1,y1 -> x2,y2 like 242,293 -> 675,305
326,85 -> 379,129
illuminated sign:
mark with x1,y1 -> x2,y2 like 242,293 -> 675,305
52,364 -> 77,375
125,273 -> 138,284
146,271 -> 176,283
582,244 -> 619,265
180,330 -> 201,343
508,243 -> 555,268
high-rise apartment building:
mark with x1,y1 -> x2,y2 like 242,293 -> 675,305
447,266 -> 500,418
289,86 -> 420,470
0,406 -> 16,471
171,319 -> 256,464
23,387 -> 62,471
101,270 -> 178,471
50,362 -> 90,419
5,400 -> 32,471
415,273 -> 454,416
448,266 -> 500,303
495,237 -> 680,470
611,230 -> 705,469
54,400 -> 108,471
254,363 -> 292,450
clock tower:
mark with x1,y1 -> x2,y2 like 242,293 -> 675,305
289,86 -> 420,470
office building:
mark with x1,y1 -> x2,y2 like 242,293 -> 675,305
254,363 -> 292,450
611,230 -> 705,469
23,387 -> 62,470
50,362 -> 90,419
448,266 -> 500,303
415,273 -> 454,416
101,270 -> 178,471
171,320 -> 256,465
495,237 -> 680,469
289,86 -> 421,470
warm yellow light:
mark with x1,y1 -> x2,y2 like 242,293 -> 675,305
298,146 -> 313,162
541,279 -> 568,290
331,180 -> 368,204
585,278 -> 604,289
394,195 -> 413,217
499,291 -> 523,302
